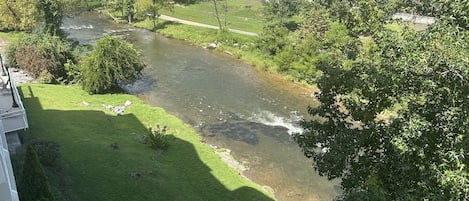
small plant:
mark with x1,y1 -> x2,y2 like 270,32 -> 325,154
142,125 -> 169,151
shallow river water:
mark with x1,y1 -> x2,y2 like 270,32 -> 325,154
63,12 -> 339,201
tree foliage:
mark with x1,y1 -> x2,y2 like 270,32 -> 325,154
0,0 -> 76,32
18,145 -> 55,201
81,36 -> 145,94
0,0 -> 40,31
262,0 -> 303,25
134,0 -> 174,30
295,23 -> 469,200
37,0 -> 65,36
6,34 -> 74,83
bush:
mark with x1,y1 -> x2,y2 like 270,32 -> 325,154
143,125 -> 169,150
6,34 -> 75,83
80,36 -> 145,94
256,24 -> 291,56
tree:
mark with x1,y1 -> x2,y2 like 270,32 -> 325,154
212,0 -> 223,31
297,4 -> 331,40
127,0 -> 135,23
134,0 -> 174,30
262,0 -> 303,25
294,23 -> 469,200
257,23 -> 290,57
346,0 -> 384,35
18,145 -> 55,201
81,36 -> 145,94
0,0 -> 40,31
37,0 -> 65,36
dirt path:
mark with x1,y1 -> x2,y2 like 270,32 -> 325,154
159,15 -> 258,37
0,38 -> 8,54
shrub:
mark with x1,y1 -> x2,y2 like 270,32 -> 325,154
6,34 -> 75,83
80,36 -> 145,94
143,125 -> 169,150
18,145 -> 55,201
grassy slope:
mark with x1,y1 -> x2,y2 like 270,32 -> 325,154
19,84 -> 274,201
161,0 -> 264,33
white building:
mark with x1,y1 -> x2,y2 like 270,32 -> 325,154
0,56 -> 29,201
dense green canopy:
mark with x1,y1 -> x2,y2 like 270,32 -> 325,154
295,23 -> 469,200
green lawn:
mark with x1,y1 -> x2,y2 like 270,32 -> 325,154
16,84 -> 274,201
161,0 -> 265,33
0,31 -> 25,42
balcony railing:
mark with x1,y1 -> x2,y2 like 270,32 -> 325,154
0,54 -> 28,133
0,119 -> 20,201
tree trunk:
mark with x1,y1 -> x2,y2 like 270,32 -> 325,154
223,0 -> 227,27
212,0 -> 223,31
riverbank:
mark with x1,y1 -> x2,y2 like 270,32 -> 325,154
0,34 -> 276,200
18,84 -> 276,201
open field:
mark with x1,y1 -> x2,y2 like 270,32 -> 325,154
161,0 -> 265,33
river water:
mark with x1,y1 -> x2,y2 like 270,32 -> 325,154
63,12 -> 339,201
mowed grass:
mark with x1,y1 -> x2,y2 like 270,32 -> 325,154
18,84 -> 274,201
0,31 -> 25,42
161,0 -> 265,33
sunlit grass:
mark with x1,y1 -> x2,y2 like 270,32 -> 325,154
0,31 -> 25,42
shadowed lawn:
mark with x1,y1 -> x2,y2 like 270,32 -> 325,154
16,84 -> 274,201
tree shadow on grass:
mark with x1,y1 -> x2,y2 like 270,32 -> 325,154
15,85 -> 274,201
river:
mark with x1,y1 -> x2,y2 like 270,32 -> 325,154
62,12 -> 339,201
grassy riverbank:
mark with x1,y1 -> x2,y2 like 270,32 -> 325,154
160,0 -> 264,33
16,84 -> 275,201
134,19 -> 277,72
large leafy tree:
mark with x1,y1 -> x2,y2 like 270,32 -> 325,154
0,0 -> 79,32
262,0 -> 303,25
0,0 -> 40,31
37,0 -> 65,36
294,23 -> 469,200
318,0 -> 386,35
81,36 -> 145,94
